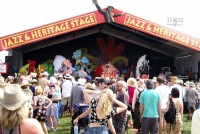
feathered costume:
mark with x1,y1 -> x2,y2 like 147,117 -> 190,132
136,55 -> 150,79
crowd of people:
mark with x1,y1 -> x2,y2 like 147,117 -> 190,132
0,71 -> 200,134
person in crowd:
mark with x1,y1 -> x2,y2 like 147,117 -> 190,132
70,78 -> 86,116
73,88 -> 127,134
46,82 -> 62,132
185,82 -> 199,120
0,84 -> 44,134
127,78 -> 137,124
29,79 -> 38,96
191,109 -> 200,134
5,76 -> 14,84
112,80 -> 129,134
139,79 -> 161,134
155,76 -> 170,134
166,87 -> 183,134
39,71 -> 49,91
169,77 -> 183,99
61,74 -> 73,118
132,78 -> 146,134
33,86 -> 52,134
20,79 -> 34,118
13,77 -> 21,84
109,78 -> 117,94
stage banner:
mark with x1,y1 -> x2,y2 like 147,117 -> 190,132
0,11 -> 105,51
114,12 -> 200,52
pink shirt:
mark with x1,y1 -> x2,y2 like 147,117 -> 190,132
127,86 -> 136,103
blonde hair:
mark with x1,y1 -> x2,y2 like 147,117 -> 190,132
97,89 -> 112,117
0,104 -> 29,129
35,86 -> 43,95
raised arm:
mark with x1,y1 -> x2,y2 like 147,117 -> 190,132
93,0 -> 105,14
110,94 -> 127,114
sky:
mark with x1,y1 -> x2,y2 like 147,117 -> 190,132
0,0 -> 200,61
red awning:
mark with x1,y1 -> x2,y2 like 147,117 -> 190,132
0,9 -> 200,52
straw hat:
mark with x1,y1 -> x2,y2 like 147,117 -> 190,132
127,78 -> 137,87
170,76 -> 179,83
21,80 -> 31,87
85,83 -> 95,90
0,84 -> 32,111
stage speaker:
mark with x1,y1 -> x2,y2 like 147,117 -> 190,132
5,56 -> 14,76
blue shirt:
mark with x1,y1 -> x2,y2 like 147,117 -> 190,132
139,89 -> 160,118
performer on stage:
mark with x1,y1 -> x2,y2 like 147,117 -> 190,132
92,0 -> 124,23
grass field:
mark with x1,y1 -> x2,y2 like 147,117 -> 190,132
49,114 -> 191,134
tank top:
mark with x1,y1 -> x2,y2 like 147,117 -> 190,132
0,125 -> 21,134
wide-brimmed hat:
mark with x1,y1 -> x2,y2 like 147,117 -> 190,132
184,81 -> 189,86
63,74 -> 72,79
189,82 -> 196,87
41,71 -> 49,76
170,76 -> 179,83
85,83 -> 95,90
21,80 -> 31,87
0,84 -> 32,111
127,78 -> 137,87
77,78 -> 86,86
31,79 -> 38,83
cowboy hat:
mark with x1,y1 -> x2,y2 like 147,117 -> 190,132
85,83 -> 95,90
31,79 -> 38,83
63,74 -> 72,79
0,84 -> 32,111
21,80 -> 31,87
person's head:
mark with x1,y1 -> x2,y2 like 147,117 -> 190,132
137,78 -> 145,88
48,82 -> 55,91
35,86 -> 43,95
145,79 -> 154,89
171,87 -> 180,98
31,79 -> 38,86
13,77 -> 21,84
97,89 -> 113,117
107,6 -> 114,13
115,80 -> 126,92
20,80 -> 31,90
156,76 -> 164,85
85,83 -> 95,90
97,78 -> 107,90
6,76 -> 14,84
41,71 -> 49,78
127,78 -> 137,88
0,84 -> 30,129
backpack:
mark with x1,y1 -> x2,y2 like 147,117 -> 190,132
135,89 -> 143,108
164,98 -> 176,124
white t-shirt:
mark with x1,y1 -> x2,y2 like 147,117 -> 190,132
61,80 -> 73,97
155,84 -> 170,110
192,109 -> 200,134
